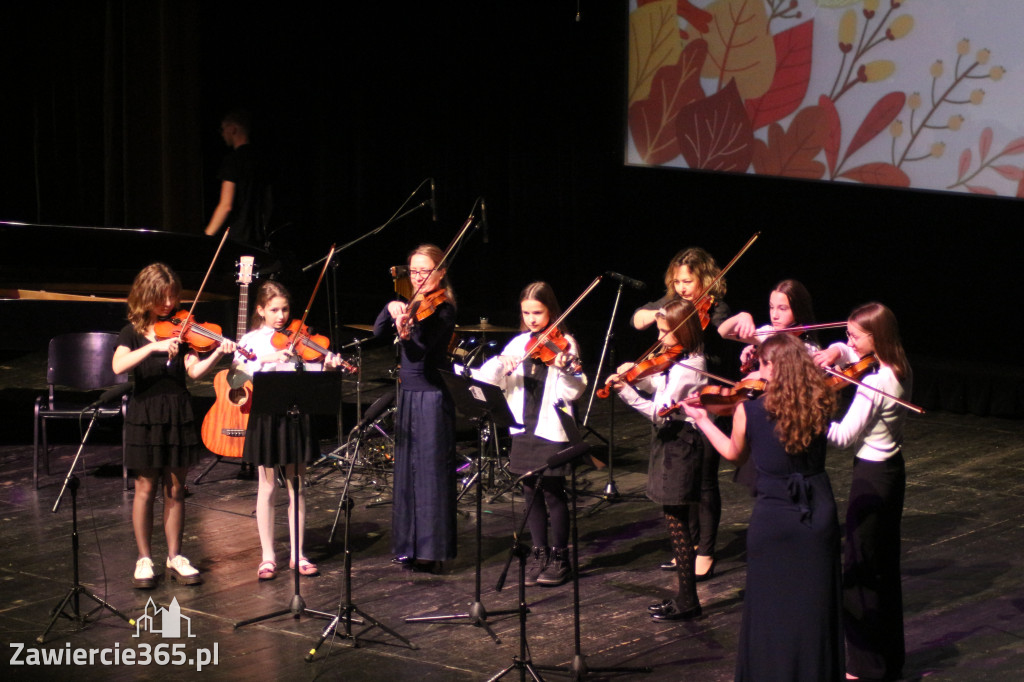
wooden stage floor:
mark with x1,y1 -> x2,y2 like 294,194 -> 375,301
2,346 -> 1024,681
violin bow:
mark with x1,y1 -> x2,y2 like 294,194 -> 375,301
753,321 -> 848,337
165,227 -> 231,366
505,275 -> 603,376
289,243 -> 336,354
821,367 -> 925,414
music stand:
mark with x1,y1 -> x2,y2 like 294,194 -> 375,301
403,370 -> 521,643
234,371 -> 342,630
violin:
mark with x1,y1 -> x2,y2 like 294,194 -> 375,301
271,320 -> 357,372
695,295 -> 713,330
400,288 -> 450,336
658,379 -> 767,418
596,343 -> 684,399
825,352 -> 878,391
525,326 -> 582,374
155,310 -> 256,360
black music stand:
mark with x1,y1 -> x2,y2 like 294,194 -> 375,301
234,371 -> 341,630
38,388 -> 134,643
403,370 -> 521,643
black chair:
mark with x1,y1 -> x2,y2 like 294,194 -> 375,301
33,332 -> 130,490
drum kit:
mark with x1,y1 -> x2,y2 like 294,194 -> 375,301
313,318 -> 520,500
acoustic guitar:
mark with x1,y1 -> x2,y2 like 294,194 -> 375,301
201,256 -> 256,458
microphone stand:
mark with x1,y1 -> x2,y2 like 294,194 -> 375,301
38,402 -> 133,643
303,178 -> 433,437
580,281 -> 627,513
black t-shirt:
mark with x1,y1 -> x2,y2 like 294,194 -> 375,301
219,143 -> 271,247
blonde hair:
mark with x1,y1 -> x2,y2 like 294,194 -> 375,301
409,243 -> 456,305
760,334 -> 835,455
663,247 -> 726,300
126,263 -> 181,333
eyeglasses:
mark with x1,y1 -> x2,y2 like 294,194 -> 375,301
408,268 -> 435,278
846,329 -> 872,341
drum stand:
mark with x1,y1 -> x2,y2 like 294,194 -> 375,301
38,401 -> 133,643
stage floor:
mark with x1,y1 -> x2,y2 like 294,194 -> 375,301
3,347 -> 1024,681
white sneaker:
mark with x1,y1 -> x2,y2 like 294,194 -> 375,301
166,555 -> 203,585
133,557 -> 156,589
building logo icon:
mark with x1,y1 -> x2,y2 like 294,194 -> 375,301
133,597 -> 196,638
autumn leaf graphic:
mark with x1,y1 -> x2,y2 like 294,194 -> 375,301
676,79 -> 754,172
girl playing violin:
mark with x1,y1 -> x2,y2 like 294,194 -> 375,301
232,280 -> 348,581
605,299 -> 706,620
476,282 -> 588,587
683,333 -> 843,679
113,263 -> 236,589
632,247 -> 731,580
815,303 -> 912,682
373,244 -> 458,572
718,279 -> 822,379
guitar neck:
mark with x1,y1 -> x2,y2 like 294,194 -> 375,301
236,283 -> 249,342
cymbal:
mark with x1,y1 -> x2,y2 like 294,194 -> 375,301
344,324 -> 375,332
455,322 -> 519,333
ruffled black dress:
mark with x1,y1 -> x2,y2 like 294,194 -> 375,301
118,325 -> 201,470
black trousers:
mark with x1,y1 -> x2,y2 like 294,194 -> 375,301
844,453 -> 906,681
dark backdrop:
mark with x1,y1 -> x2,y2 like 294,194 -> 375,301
3,1 -> 1022,376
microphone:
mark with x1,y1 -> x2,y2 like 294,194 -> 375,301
479,198 -> 489,243
82,384 -> 131,412
430,178 -> 438,222
546,442 -> 592,469
354,389 -> 396,432
604,271 -> 646,291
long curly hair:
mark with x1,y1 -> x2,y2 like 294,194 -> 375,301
126,263 -> 181,333
760,334 -> 835,455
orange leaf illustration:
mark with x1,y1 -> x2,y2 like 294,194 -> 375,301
701,0 -> 775,100
967,185 -> 997,196
676,79 -> 754,172
751,106 -> 828,179
839,162 -> 910,188
979,127 -> 993,160
629,0 -> 683,105
842,92 -> 905,164
629,41 -> 709,165
818,95 -> 841,176
744,20 -> 814,131
1000,138 -> 1024,156
992,165 -> 1024,182
958,149 -> 972,181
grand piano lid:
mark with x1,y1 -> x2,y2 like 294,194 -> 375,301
0,221 -> 275,297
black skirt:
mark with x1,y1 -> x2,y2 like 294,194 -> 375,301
509,432 -> 569,477
646,419 -> 703,505
242,413 -> 317,467
124,391 -> 200,470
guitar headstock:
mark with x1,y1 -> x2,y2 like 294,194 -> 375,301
236,255 -> 258,286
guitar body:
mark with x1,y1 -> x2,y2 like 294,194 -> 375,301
201,369 -> 253,458
200,255 -> 256,458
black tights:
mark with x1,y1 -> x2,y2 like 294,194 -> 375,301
664,504 -> 699,610
522,475 -> 569,549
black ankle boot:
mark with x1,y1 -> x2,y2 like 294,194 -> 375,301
537,547 -> 570,586
524,546 -> 549,587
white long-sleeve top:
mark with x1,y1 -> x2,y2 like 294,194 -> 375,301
826,342 -> 911,461
615,354 -> 707,424
474,331 -> 588,441
232,326 -> 324,374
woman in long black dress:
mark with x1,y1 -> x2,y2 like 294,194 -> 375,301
684,333 -> 844,681
374,244 -> 457,571
113,263 -> 235,588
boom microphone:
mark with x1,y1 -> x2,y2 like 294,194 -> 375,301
604,271 -> 646,291
430,178 -> 438,222
480,198 -> 489,243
